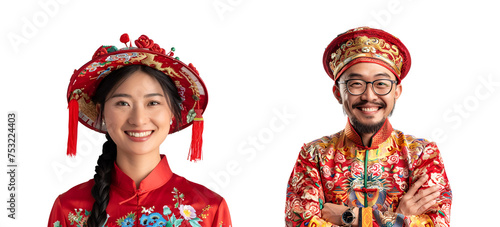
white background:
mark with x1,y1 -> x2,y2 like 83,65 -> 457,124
1,0 -> 499,226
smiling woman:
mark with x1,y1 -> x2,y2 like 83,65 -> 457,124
48,34 -> 232,227
95,66 -> 180,162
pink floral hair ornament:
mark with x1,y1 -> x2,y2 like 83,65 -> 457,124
67,34 -> 207,162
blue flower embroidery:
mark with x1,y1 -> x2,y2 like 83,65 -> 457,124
140,212 -> 167,227
120,217 -> 135,227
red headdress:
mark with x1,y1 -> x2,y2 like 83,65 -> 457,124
67,34 -> 207,162
323,27 -> 411,83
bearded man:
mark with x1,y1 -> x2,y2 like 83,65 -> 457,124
285,27 -> 452,227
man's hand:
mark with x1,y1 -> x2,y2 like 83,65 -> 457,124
396,175 -> 441,216
322,203 -> 359,226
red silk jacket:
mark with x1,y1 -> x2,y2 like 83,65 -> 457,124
49,155 -> 232,227
285,120 -> 452,227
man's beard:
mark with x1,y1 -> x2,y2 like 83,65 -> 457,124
344,100 -> 396,134
350,116 -> 386,134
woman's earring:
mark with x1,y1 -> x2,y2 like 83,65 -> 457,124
170,119 -> 173,125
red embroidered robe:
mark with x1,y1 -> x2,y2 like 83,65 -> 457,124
285,120 -> 452,227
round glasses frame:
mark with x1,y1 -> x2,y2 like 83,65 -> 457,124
338,79 -> 398,96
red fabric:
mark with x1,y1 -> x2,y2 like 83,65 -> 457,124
323,27 -> 411,82
336,58 -> 402,84
344,119 -> 393,149
285,120 -> 452,226
48,155 -> 231,227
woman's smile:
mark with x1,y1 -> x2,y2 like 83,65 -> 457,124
103,70 -> 173,157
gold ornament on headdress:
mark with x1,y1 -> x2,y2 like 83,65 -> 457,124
329,36 -> 404,79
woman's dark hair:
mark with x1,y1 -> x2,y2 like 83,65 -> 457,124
92,65 -> 183,130
86,65 -> 182,227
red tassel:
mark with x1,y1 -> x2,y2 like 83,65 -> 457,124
188,109 -> 204,162
67,98 -> 79,157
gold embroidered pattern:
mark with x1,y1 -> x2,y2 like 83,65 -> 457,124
329,36 -> 404,79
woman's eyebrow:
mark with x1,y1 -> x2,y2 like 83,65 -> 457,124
144,93 -> 164,98
109,93 -> 131,99
108,93 -> 164,99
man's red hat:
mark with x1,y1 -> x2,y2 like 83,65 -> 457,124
323,27 -> 411,83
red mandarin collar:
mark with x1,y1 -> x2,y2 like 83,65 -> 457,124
111,154 -> 173,195
344,118 -> 394,149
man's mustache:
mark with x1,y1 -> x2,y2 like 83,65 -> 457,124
352,100 -> 386,109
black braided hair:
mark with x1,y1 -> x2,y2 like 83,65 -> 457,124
87,133 -> 116,227
86,65 -> 182,227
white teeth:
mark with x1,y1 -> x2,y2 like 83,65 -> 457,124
361,107 -> 378,112
127,131 -> 152,137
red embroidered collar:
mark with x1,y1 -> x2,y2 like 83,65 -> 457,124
344,118 -> 393,149
111,154 -> 173,195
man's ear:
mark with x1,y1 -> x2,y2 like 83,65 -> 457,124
394,83 -> 402,100
333,85 -> 342,104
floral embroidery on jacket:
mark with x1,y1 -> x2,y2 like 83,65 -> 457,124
53,188 -> 208,227
67,209 -> 90,227
116,212 -> 135,227
285,121 -> 452,227
49,155 -> 231,227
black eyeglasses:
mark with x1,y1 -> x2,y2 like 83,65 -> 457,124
338,79 -> 397,95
